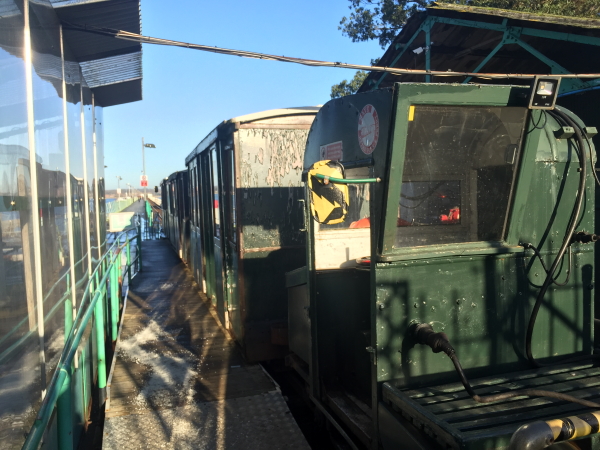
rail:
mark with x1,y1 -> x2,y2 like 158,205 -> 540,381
21,223 -> 143,450
145,199 -> 163,240
0,254 -> 88,365
106,197 -> 135,215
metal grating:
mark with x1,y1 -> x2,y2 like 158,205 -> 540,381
383,362 -> 600,450
103,391 -> 311,450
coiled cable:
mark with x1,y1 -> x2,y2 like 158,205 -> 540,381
413,323 -> 600,408
525,108 -> 588,368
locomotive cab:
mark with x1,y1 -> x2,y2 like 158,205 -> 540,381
289,83 -> 599,449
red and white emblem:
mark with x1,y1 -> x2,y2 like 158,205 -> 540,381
358,104 -> 379,155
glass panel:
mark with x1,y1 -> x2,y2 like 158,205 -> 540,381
29,0 -> 70,394
189,166 -> 194,226
195,164 -> 200,226
95,107 -> 105,254
318,167 -> 371,230
211,148 -> 220,238
82,85 -> 97,267
0,2 -> 42,445
195,165 -> 200,226
399,180 -> 461,225
169,182 -> 175,215
65,58 -> 85,296
394,105 -> 527,248
227,150 -> 236,242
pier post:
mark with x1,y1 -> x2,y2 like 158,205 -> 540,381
94,284 -> 107,405
126,237 -> 131,284
137,223 -> 142,271
65,273 -> 73,338
57,368 -> 73,450
110,256 -> 119,342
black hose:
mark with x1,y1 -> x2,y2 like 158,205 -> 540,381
583,131 -> 600,187
522,243 -> 572,287
413,323 -> 600,409
525,108 -> 587,368
447,352 -> 600,408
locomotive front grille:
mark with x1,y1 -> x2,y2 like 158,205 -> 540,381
382,362 -> 600,449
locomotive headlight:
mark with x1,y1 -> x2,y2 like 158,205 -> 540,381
536,81 -> 554,95
529,76 -> 561,110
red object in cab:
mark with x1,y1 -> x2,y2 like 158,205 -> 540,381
440,207 -> 460,223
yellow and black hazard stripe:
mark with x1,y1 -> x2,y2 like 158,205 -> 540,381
509,411 -> 600,450
547,412 -> 600,442
307,160 -> 349,225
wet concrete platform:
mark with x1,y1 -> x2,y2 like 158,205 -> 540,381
102,239 -> 309,450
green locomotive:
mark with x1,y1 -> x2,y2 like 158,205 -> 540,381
288,82 -> 599,449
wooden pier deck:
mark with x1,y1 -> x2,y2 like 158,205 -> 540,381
102,239 -> 309,450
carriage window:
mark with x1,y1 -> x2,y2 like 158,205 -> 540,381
189,166 -> 196,226
194,165 -> 200,226
227,150 -> 237,242
211,148 -> 220,238
394,105 -> 527,248
318,167 -> 371,230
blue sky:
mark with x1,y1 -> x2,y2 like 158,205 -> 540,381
103,0 -> 383,190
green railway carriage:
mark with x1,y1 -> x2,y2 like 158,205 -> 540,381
182,107 -> 319,362
161,170 -> 190,261
289,83 -> 600,449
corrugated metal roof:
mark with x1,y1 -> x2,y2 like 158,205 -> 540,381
80,52 -> 141,88
51,0 -> 142,106
360,5 -> 600,93
434,3 -> 600,29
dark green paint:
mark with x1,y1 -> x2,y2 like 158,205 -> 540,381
300,83 -> 597,449
183,111 -> 317,362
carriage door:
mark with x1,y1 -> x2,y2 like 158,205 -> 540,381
189,158 -> 204,289
224,148 -> 240,337
211,145 -> 228,327
200,151 -> 216,306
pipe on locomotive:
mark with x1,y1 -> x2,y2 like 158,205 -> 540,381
508,412 -> 600,450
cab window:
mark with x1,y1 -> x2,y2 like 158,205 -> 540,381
395,105 -> 527,248
318,166 -> 371,230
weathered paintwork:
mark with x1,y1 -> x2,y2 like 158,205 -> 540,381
180,108 -> 319,362
295,83 -> 596,449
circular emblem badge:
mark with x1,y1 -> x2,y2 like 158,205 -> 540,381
358,104 -> 379,155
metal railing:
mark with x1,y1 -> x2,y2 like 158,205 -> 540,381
21,223 -> 143,450
0,255 -> 88,366
144,200 -> 163,240
105,197 -> 135,215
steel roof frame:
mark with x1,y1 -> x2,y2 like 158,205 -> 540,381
370,13 -> 600,94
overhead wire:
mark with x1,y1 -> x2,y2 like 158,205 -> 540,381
66,19 -> 600,370
62,22 -> 600,81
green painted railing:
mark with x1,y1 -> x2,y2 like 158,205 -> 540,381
0,246 -> 105,365
106,197 -> 135,215
21,224 -> 142,450
144,200 -> 162,240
